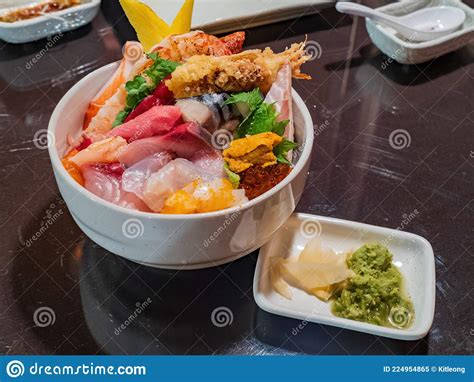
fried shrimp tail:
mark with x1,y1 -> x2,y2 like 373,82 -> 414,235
166,42 -> 311,98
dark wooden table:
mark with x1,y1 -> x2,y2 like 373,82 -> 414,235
0,0 -> 472,355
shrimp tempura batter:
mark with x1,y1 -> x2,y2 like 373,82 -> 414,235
166,42 -> 311,98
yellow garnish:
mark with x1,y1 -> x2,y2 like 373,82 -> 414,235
223,132 -> 282,173
119,0 -> 194,51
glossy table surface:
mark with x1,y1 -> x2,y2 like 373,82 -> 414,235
0,0 -> 472,355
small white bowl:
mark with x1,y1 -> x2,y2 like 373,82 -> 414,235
365,0 -> 474,64
0,0 -> 100,44
48,62 -> 314,269
253,213 -> 436,340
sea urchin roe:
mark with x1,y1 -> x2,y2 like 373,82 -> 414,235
332,243 -> 414,329
240,163 -> 291,200
223,132 -> 282,173
161,178 -> 245,214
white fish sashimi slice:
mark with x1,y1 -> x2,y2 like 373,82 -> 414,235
264,63 -> 294,161
176,99 -> 220,133
82,165 -> 150,212
143,158 -> 217,212
122,151 -> 174,199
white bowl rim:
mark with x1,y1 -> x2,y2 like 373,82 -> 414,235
0,0 -> 101,27
48,61 -> 314,221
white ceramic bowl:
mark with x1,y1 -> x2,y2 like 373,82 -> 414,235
48,62 -> 314,269
0,0 -> 100,44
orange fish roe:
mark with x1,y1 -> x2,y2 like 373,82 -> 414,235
62,149 -> 84,186
240,163 -> 291,200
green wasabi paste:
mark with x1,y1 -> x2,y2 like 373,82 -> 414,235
332,243 -> 414,329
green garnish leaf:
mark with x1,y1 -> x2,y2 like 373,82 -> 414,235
112,110 -> 129,127
145,53 -> 180,86
224,88 -> 263,113
111,54 -> 180,127
227,89 -> 290,138
237,101 -> 288,138
224,162 -> 240,189
274,138 -> 298,165
271,119 -> 289,136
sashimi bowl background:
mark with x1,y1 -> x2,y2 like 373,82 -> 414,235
48,61 -> 314,269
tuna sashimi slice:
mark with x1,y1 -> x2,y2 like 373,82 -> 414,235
108,105 -> 183,142
124,95 -> 161,123
122,81 -> 175,123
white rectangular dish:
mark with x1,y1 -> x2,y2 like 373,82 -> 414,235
142,0 -> 336,34
365,0 -> 474,64
253,213 -> 436,340
0,0 -> 101,44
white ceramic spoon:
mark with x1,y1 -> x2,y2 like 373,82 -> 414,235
335,2 -> 465,42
